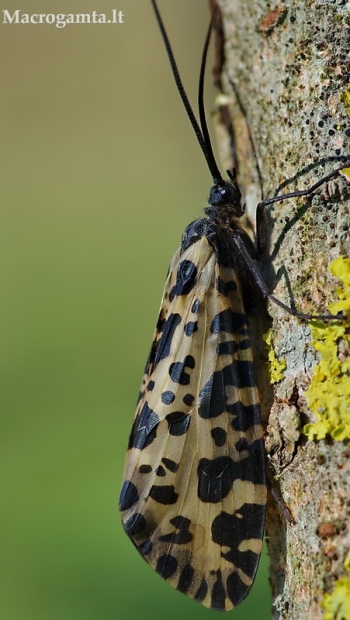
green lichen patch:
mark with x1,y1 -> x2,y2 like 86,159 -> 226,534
263,328 -> 287,384
303,257 -> 350,442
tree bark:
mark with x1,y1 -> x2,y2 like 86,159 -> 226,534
210,2 -> 350,619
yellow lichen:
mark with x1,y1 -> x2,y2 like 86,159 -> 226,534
322,554 -> 350,620
263,328 -> 287,383
338,87 -> 350,180
339,85 -> 350,116
344,551 -> 350,573
303,257 -> 350,442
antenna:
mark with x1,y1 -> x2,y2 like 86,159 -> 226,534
150,0 -> 223,185
197,6 -> 222,185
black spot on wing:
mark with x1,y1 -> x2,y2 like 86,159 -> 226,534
149,484 -> 178,505
183,393 -> 194,406
211,427 -> 227,447
156,554 -> 178,579
198,372 -> 225,420
216,341 -> 238,356
237,360 -> 256,387
197,458 -> 233,503
152,313 -> 182,367
169,260 -> 197,302
223,360 -> 256,389
184,321 -> 198,336
169,355 -> 195,385
229,402 -> 261,431
139,464 -> 152,474
212,570 -> 226,611
211,309 -> 247,334
122,512 -> 146,536
195,579 -> 208,603
139,538 -> 153,556
212,504 -> 266,581
156,465 -> 166,477
217,338 -> 251,356
235,437 -> 250,452
226,571 -> 250,607
147,380 -> 155,391
130,403 -> 159,449
161,390 -> 175,405
197,453 -> 265,503
166,411 -> 191,436
119,480 -> 139,511
191,298 -> 200,313
216,276 -> 237,296
177,563 -> 195,594
162,457 -> 179,473
159,516 -> 193,544
198,363 -> 257,423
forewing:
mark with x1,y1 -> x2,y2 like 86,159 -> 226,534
119,236 -> 266,611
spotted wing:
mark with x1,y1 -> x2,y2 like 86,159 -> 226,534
119,235 -> 266,611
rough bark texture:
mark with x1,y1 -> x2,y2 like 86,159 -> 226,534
211,2 -> 350,619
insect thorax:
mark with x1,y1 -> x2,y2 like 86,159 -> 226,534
180,200 -> 260,311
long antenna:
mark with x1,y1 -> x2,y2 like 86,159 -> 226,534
150,0 -> 223,185
197,7 -> 223,184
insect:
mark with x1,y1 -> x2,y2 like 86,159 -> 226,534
119,0 -> 349,611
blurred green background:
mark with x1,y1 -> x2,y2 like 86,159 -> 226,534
0,0 -> 270,618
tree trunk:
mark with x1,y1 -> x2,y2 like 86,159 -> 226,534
210,1 -> 350,619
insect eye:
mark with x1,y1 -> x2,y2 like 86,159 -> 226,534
208,182 -> 242,212
220,186 -> 234,201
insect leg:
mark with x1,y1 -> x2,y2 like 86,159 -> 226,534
256,161 -> 350,210
268,483 -> 296,526
255,201 -> 268,259
254,161 -> 350,259
232,232 -> 343,321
